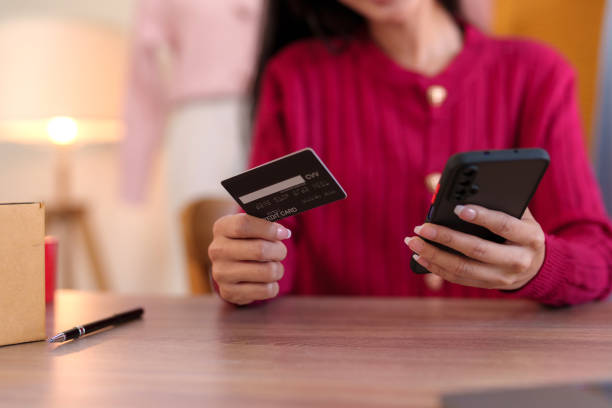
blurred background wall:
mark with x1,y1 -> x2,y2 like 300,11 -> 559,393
493,0 -> 606,148
0,0 -> 179,294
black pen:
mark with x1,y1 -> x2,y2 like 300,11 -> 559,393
47,308 -> 144,343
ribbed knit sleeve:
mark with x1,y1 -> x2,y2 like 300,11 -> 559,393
249,64 -> 298,296
511,49 -> 612,306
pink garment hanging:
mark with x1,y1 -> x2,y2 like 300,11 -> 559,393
121,0 -> 262,202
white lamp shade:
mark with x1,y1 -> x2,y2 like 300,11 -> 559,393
0,18 -> 126,144
0,17 -> 126,120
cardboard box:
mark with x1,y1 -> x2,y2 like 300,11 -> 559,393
0,202 -> 45,346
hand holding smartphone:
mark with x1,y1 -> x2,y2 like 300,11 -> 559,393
410,148 -> 550,275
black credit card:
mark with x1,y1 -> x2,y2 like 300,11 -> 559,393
221,148 -> 347,222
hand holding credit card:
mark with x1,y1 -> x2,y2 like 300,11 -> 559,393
221,148 -> 347,221
212,148 -> 345,305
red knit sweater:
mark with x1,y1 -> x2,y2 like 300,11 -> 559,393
249,24 -> 612,306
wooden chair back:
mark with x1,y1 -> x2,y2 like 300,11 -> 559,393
181,198 -> 236,294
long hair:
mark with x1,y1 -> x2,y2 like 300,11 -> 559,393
251,0 -> 460,115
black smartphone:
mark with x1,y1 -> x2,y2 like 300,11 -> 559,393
410,148 -> 550,274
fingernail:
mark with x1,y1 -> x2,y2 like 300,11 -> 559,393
454,205 -> 464,216
276,226 -> 291,240
454,205 -> 476,220
272,262 -> 283,280
416,224 -> 436,239
413,254 -> 430,268
414,225 -> 423,234
269,283 -> 279,297
405,236 -> 424,252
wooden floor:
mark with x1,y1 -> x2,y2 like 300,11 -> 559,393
1,291 -> 612,407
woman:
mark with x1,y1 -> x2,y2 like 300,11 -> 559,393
208,0 -> 612,306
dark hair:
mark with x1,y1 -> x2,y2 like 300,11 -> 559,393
251,0 -> 460,116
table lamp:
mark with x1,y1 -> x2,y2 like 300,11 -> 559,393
0,17 -> 127,290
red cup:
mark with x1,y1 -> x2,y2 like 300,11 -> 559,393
45,236 -> 58,303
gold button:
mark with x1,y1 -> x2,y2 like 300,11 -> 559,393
425,274 -> 444,291
426,85 -> 447,107
424,172 -> 441,194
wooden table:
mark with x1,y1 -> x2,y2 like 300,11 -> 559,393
1,291 -> 612,407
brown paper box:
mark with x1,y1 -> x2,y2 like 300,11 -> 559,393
0,202 -> 45,346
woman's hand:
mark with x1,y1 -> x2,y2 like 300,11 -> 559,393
405,205 -> 546,290
208,213 -> 292,305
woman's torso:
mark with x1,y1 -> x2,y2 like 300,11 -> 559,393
259,24 -> 568,298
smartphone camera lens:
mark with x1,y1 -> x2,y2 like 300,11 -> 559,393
463,165 -> 478,177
